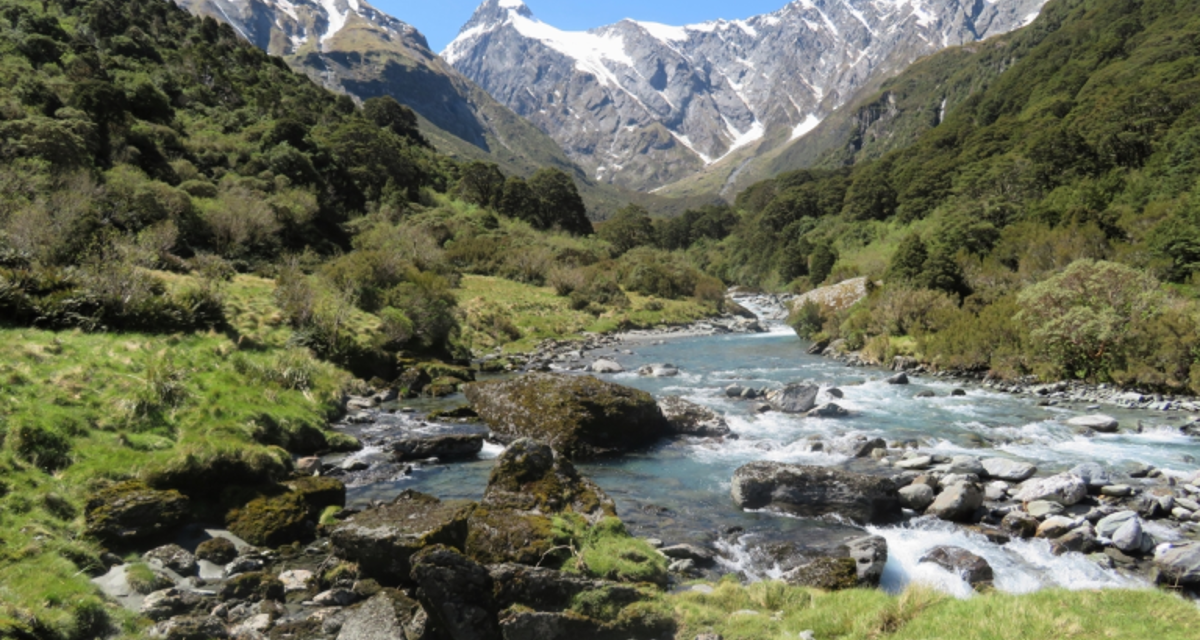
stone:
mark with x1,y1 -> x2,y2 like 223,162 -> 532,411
1069,462 -> 1114,489
463,373 -> 670,459
782,557 -> 859,590
84,481 -> 189,543
1051,528 -> 1100,555
884,372 -> 909,385
730,462 -> 903,525
847,535 -> 888,586
926,482 -> 984,523
1026,500 -> 1065,518
337,590 -> 426,640
1155,542 -> 1200,586
896,455 -> 933,470
669,558 -> 697,574
914,390 -> 936,398
589,359 -> 624,373
147,616 -> 228,640
279,569 -> 314,593
658,396 -> 732,438
1067,415 -> 1120,433
140,589 -> 188,622
226,492 -> 311,548
637,363 -> 680,377
224,555 -> 263,577
1100,484 -> 1133,497
980,458 -> 1037,482
286,476 -> 348,513
1112,517 -> 1144,554
467,440 -> 618,568
314,589 -> 359,607
409,545 -> 502,640
942,456 -> 986,476
830,435 -> 886,458
391,434 -> 485,462
195,537 -> 238,565
806,403 -> 850,418
951,389 -> 967,397
826,388 -> 845,399
725,384 -> 746,398
219,572 -> 284,602
1013,473 -> 1088,506
231,613 -> 272,637
984,481 -> 1009,501
1001,512 -> 1039,538
330,490 -> 474,585
296,456 -> 322,475
1036,516 -> 1075,539
660,544 -> 716,565
919,547 -> 994,588
488,563 -> 618,612
765,383 -> 821,414
898,484 -> 935,511
1096,511 -> 1139,538
144,544 -> 197,577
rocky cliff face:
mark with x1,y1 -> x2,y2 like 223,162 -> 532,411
445,0 -> 1048,192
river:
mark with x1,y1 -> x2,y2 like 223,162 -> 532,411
337,299 -> 1200,598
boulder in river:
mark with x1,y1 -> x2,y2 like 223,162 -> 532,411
981,458 -> 1037,482
884,372 -> 909,385
1067,415 -> 1120,433
807,403 -> 850,418
1096,511 -> 1140,538
589,359 -> 624,374
765,383 -> 820,414
898,484 -> 936,511
658,396 -> 732,438
463,373 -> 670,459
830,435 -> 885,458
391,434 -> 484,462
925,482 -> 984,523
336,589 -> 427,640
847,535 -> 889,586
1013,473 -> 1088,506
782,557 -> 860,590
919,546 -> 994,588
1154,541 -> 1200,587
330,490 -> 474,585
1069,462 -> 1114,489
730,462 -> 903,525
637,363 -> 679,377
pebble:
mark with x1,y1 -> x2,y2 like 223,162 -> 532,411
1100,485 -> 1133,497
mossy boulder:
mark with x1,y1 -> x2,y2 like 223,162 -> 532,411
467,440 -> 617,567
409,545 -> 502,640
781,557 -> 860,590
226,492 -> 311,548
330,490 -> 475,586
285,476 -> 346,513
195,537 -> 238,565
219,571 -> 285,602
424,376 -> 466,398
463,373 -> 670,459
85,480 -> 190,544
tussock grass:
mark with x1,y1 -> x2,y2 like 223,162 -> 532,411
670,579 -> 1200,640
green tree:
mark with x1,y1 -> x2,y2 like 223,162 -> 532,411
498,177 -> 539,222
809,243 -> 838,285
598,204 -> 654,255
363,96 -> 426,146
455,161 -> 505,209
527,168 -> 593,235
886,233 -> 928,284
841,161 -> 896,221
1017,260 -> 1164,380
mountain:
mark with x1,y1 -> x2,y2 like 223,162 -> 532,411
176,0 -> 669,215
444,0 -> 1049,193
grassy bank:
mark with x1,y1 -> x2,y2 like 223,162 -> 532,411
669,578 -> 1200,640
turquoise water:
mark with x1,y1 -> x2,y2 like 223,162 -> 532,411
345,313 -> 1200,596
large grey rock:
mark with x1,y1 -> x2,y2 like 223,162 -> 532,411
898,484 -> 936,511
1013,474 -> 1088,506
925,482 -> 984,523
981,458 -> 1037,482
1154,542 -> 1200,586
1067,415 -> 1120,433
1069,462 -> 1114,489
765,383 -> 820,414
884,372 -> 910,385
807,403 -> 850,418
330,490 -> 474,585
410,545 -> 502,640
85,481 -> 189,544
337,590 -> 426,640
942,456 -> 985,476
637,363 -> 680,377
730,462 -> 903,525
463,373 -> 670,459
143,544 -> 197,577
1096,511 -> 1140,539
847,536 -> 888,587
919,546 -> 994,588
147,616 -> 228,640
658,396 -> 732,438
1112,518 -> 1144,554
589,359 -> 624,373
391,434 -> 484,462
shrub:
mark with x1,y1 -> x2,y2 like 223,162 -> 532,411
547,265 -> 587,296
809,244 -> 838,285
6,422 -> 72,472
788,300 -> 825,338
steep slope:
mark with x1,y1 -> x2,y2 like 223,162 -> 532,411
176,0 -> 659,215
445,0 -> 1048,193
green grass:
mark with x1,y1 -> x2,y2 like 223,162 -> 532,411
669,578 -> 1200,640
456,275 -> 717,354
0,274 -> 355,638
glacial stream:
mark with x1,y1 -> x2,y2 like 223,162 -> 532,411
339,301 -> 1200,598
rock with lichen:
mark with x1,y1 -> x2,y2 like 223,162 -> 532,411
463,373 -> 669,459
85,481 -> 189,544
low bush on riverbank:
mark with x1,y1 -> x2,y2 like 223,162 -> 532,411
670,578 -> 1200,639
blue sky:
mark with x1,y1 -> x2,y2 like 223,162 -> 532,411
372,1 -> 791,52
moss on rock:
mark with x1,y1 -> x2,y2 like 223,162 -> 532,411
285,476 -> 346,514
195,537 -> 238,565
783,557 -> 860,591
226,492 -> 311,548
84,480 -> 190,545
220,571 -> 285,602
463,373 -> 670,459
467,507 -> 563,567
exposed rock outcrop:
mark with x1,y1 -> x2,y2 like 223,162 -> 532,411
730,462 -> 903,525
